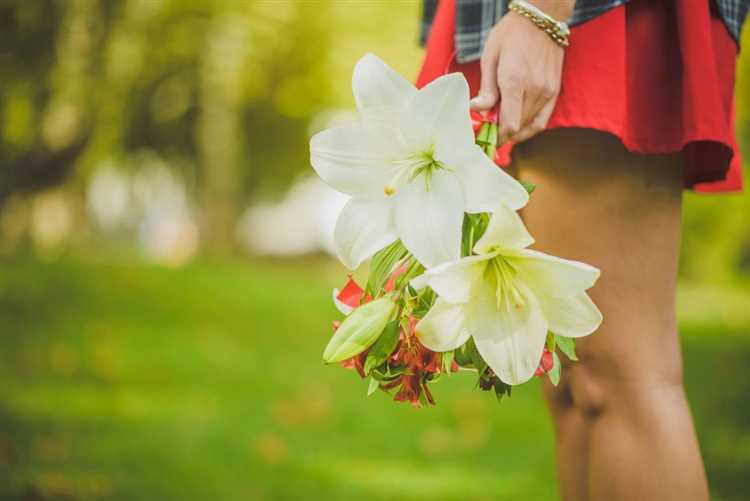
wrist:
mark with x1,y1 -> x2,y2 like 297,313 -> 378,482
508,0 -> 572,47
525,0 -> 575,21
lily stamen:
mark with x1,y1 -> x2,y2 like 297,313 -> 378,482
489,257 -> 526,310
385,148 -> 446,194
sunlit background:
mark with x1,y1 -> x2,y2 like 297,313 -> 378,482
0,1 -> 749,500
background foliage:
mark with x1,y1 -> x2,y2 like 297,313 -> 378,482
0,1 -> 748,500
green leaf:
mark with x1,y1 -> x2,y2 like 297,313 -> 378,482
545,332 -> 556,352
385,365 -> 405,378
466,338 -> 487,375
555,335 -> 578,361
412,287 -> 436,317
418,389 -> 429,407
442,350 -> 455,375
394,258 -> 424,290
548,352 -> 561,386
486,122 -> 498,152
365,240 -> 408,296
476,122 -> 492,146
371,365 -> 402,381
322,297 -> 397,363
494,379 -> 512,403
461,213 -> 490,257
454,341 -> 472,366
363,319 -> 401,375
366,377 -> 379,396
519,180 -> 536,194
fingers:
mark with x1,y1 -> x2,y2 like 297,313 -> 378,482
512,92 -> 557,143
497,73 -> 523,144
519,83 -> 550,133
470,47 -> 500,112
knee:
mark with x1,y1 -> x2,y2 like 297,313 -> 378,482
567,358 -> 685,419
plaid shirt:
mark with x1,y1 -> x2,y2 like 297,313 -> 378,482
421,0 -> 750,63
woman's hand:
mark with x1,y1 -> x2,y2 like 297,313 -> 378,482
469,1 -> 573,144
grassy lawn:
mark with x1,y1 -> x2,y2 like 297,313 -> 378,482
0,255 -> 748,500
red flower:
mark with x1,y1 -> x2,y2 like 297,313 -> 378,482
379,316 -> 450,407
535,347 -> 554,376
392,375 -> 422,406
470,109 -> 499,135
494,143 -> 512,167
341,350 -> 369,378
335,275 -> 372,308
393,317 -> 440,375
470,111 -> 485,134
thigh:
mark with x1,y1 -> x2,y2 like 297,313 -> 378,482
514,129 -> 684,390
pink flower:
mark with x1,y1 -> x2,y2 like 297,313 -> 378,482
535,347 -> 554,376
383,262 -> 409,292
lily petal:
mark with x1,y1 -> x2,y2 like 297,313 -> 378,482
538,291 -> 603,338
310,123 -> 400,198
508,249 -> 601,297
402,73 -> 474,152
352,53 -> 416,122
394,169 -> 463,268
334,197 -> 397,270
440,144 -> 529,212
416,298 -> 472,352
466,279 -> 549,385
411,254 -> 491,304
474,202 -> 534,254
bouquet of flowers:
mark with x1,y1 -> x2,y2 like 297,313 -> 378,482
310,54 -> 602,407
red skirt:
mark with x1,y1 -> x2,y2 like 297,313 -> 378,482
416,0 -> 743,193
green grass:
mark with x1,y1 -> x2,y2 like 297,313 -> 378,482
0,255 -> 748,500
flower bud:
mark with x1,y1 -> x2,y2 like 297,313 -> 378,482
323,297 -> 397,363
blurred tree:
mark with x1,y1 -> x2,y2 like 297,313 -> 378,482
681,25 -> 750,283
0,0 -> 334,251
0,0 -> 100,202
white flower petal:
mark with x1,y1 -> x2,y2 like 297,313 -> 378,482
334,197 -> 397,270
439,144 -> 529,212
474,202 -> 534,254
394,170 -> 464,268
310,123 -> 400,198
332,288 -> 354,315
508,248 -> 601,297
410,254 -> 491,304
403,73 -> 474,151
415,298 -> 471,352
466,279 -> 548,385
352,53 -> 416,122
538,291 -> 603,338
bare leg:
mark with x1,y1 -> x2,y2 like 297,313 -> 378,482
515,129 -> 709,501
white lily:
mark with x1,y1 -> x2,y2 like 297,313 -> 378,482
412,204 -> 603,385
310,53 -> 529,269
